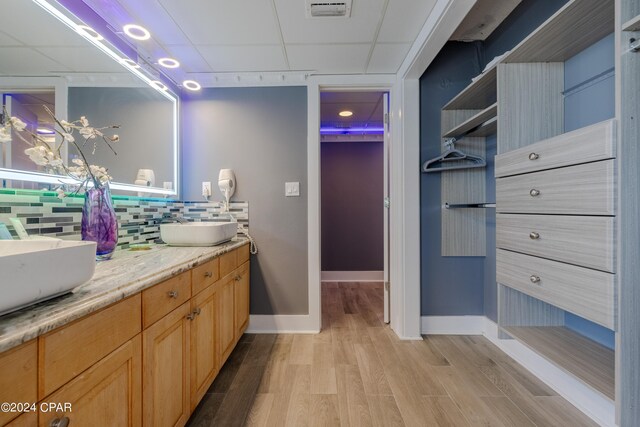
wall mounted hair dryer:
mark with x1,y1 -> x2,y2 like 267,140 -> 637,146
218,169 -> 235,211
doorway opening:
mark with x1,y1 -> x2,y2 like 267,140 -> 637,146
319,90 -> 390,329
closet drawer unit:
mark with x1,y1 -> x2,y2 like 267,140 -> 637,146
496,160 -> 615,215
497,249 -> 615,329
496,214 -> 615,272
495,119 -> 616,178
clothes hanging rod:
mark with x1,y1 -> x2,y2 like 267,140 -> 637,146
445,202 -> 496,209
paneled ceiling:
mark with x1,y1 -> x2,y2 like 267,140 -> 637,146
320,91 -> 384,130
80,0 -> 438,78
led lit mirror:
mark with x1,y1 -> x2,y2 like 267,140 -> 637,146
0,0 -> 178,196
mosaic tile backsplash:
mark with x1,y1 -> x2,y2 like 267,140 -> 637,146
0,189 -> 249,249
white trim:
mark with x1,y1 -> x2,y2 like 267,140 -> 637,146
246,315 -> 318,334
421,315 -> 486,335
420,316 -> 616,427
321,271 -> 384,282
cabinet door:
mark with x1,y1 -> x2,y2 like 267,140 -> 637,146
7,412 -> 36,427
39,335 -> 142,427
190,284 -> 218,410
0,341 -> 37,426
234,263 -> 250,339
143,302 -> 191,427
218,277 -> 235,364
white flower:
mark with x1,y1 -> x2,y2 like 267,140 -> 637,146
9,117 -> 26,132
24,146 -> 48,166
80,116 -> 89,127
62,132 -> 75,143
55,188 -> 66,199
72,158 -> 84,166
79,126 -> 96,139
60,120 -> 73,133
109,135 -> 120,143
0,127 -> 11,143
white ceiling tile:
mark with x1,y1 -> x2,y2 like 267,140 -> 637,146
274,0 -> 386,44
0,0 -> 89,47
0,30 -> 21,47
165,45 -> 212,73
377,0 -> 437,43
35,47 -> 124,74
197,45 -> 287,72
0,48 -> 69,75
158,0 -> 282,45
287,44 -> 370,74
367,43 -> 410,74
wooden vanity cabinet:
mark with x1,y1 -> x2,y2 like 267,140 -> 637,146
0,341 -> 37,426
39,336 -> 142,427
234,262 -> 250,340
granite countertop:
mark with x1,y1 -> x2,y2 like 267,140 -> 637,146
0,237 -> 249,353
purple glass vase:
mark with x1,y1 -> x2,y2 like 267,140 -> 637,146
82,184 -> 118,260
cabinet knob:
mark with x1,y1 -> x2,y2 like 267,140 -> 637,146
529,189 -> 541,197
50,417 -> 70,427
204,271 -> 213,278
530,275 -> 541,284
194,308 -> 201,316
235,275 -> 242,281
186,313 -> 196,321
168,290 -> 179,299
529,232 -> 540,240
529,152 -> 539,160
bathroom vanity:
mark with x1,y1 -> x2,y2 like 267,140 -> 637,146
0,239 -> 250,427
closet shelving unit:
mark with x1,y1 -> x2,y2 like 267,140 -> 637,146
494,0 -> 617,406
442,103 -> 497,139
622,13 -> 640,31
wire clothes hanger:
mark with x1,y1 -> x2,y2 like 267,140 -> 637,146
422,138 -> 486,173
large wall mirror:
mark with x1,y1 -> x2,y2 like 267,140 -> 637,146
0,0 -> 179,196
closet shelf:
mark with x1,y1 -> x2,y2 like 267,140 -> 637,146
442,66 -> 497,111
445,202 -> 495,209
623,14 -> 640,31
503,0 -> 614,63
504,326 -> 615,400
442,103 -> 497,138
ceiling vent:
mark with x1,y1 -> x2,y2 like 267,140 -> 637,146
306,1 -> 352,18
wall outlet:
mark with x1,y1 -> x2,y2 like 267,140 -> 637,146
202,181 -> 212,198
285,182 -> 300,197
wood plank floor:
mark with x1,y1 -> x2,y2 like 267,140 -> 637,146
187,282 -> 598,427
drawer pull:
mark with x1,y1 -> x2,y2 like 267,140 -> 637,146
529,232 -> 540,240
528,152 -> 539,161
186,312 -> 196,321
530,275 -> 541,284
204,271 -> 213,278
167,290 -> 179,299
194,308 -> 201,316
235,275 -> 242,281
50,417 -> 70,427
529,189 -> 541,197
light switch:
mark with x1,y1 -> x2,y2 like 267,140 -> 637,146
285,182 -> 300,197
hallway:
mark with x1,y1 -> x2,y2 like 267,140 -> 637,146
187,282 -> 597,426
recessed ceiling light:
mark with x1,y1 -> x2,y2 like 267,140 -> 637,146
120,58 -> 140,69
158,57 -> 180,69
183,80 -> 201,91
150,80 -> 167,91
77,25 -> 103,41
339,110 -> 353,117
123,24 -> 150,41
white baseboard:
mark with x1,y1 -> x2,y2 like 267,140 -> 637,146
246,315 -> 319,334
421,316 -> 615,427
321,271 -> 384,282
421,315 -> 485,335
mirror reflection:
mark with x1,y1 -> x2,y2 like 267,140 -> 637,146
0,0 -> 176,194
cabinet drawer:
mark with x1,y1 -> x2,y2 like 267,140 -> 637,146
237,244 -> 250,265
142,271 -> 191,328
496,160 -> 615,215
497,249 -> 615,329
219,249 -> 237,278
496,214 -> 615,272
495,119 -> 616,178
0,341 -> 37,426
192,258 -> 219,296
39,294 -> 141,398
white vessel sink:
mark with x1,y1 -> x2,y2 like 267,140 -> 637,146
0,240 -> 97,315
161,222 -> 238,247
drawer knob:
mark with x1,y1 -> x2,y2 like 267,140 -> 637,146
530,275 -> 541,284
529,189 -> 541,197
50,417 -> 70,427
194,308 -> 202,316
529,232 -> 540,240
168,290 -> 179,299
205,271 -> 213,278
529,152 -> 539,160
235,275 -> 242,281
186,312 -> 196,321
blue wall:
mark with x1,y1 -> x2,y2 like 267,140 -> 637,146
420,0 -> 569,320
